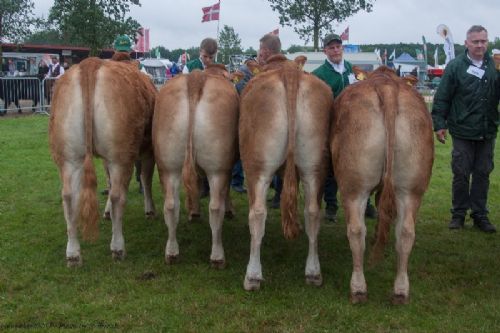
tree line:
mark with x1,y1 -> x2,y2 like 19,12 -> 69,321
1,0 -> 499,67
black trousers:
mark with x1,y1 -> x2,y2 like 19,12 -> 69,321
451,137 -> 495,219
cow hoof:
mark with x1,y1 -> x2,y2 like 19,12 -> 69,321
224,211 -> 234,220
112,250 -> 126,261
391,294 -> 409,305
103,211 -> 111,220
350,291 -> 368,304
145,211 -> 156,219
66,256 -> 82,267
165,254 -> 178,265
244,276 -> 262,291
305,274 -> 323,286
210,259 -> 226,269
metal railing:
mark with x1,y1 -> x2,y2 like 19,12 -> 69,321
0,77 -> 57,116
0,75 -> 170,116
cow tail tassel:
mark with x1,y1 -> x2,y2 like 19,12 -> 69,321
370,83 -> 398,265
281,65 -> 301,240
79,58 -> 101,241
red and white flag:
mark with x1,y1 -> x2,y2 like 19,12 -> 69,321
135,27 -> 150,52
269,28 -> 279,36
340,26 -> 349,41
202,2 -> 220,22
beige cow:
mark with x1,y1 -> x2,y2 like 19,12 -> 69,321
153,67 -> 239,267
331,66 -> 434,304
239,57 -> 333,290
49,57 -> 157,266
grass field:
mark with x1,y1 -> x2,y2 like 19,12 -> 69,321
1,115 -> 500,332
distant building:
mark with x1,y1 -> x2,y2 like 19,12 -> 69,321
1,42 -> 146,66
287,45 -> 381,73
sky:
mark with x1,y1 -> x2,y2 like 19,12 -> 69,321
33,0 -> 499,51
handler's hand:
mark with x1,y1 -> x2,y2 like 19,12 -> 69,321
435,129 -> 447,144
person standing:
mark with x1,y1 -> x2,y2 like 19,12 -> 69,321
432,25 -> 500,233
312,33 -> 377,223
182,38 -> 218,73
46,56 -> 65,78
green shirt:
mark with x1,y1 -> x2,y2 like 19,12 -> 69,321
312,60 -> 354,98
186,58 -> 204,72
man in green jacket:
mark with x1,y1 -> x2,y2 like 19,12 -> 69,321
432,25 -> 500,232
183,37 -> 218,73
312,33 -> 377,223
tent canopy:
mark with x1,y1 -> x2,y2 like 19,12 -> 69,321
394,52 -> 419,63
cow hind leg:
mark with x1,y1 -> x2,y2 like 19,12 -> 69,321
140,151 -> 156,218
302,173 -> 323,286
61,163 -> 83,267
244,174 -> 272,291
107,164 -> 133,261
344,195 -> 369,303
161,171 -> 182,264
392,193 -> 419,305
207,173 -> 230,269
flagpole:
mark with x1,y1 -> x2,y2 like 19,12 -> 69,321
216,0 -> 221,62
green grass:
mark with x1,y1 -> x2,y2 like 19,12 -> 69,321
2,116 -> 500,332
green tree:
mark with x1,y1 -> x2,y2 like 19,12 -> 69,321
218,25 -> 243,64
0,0 -> 40,62
268,0 -> 375,51
25,28 -> 71,45
244,46 -> 257,56
48,0 -> 142,56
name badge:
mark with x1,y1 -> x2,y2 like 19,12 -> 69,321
348,73 -> 358,84
466,65 -> 485,79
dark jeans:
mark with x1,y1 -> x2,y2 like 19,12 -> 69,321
324,164 -> 338,212
451,137 -> 495,220
231,160 -> 245,187
272,165 -> 339,211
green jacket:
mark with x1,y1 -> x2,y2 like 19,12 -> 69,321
432,51 -> 500,140
186,58 -> 204,72
312,60 -> 354,98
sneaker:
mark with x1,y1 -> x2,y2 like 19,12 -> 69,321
231,185 -> 247,193
473,217 -> 496,233
448,217 -> 464,230
365,204 -> 378,219
325,207 -> 337,223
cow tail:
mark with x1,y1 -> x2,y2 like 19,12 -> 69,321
183,72 -> 206,205
281,66 -> 301,240
370,83 -> 398,264
78,59 -> 101,242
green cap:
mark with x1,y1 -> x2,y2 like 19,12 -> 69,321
114,35 -> 133,52
323,34 -> 342,47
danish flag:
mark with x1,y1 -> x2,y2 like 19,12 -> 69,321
202,2 -> 220,22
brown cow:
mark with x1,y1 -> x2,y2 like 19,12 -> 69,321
240,59 -> 333,290
153,68 -> 239,267
49,57 -> 157,266
331,66 -> 434,304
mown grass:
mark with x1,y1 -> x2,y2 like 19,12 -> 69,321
1,116 -> 500,332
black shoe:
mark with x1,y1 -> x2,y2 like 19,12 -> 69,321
448,217 -> 464,230
231,185 -> 247,193
325,206 -> 337,223
365,204 -> 378,219
473,217 -> 496,233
